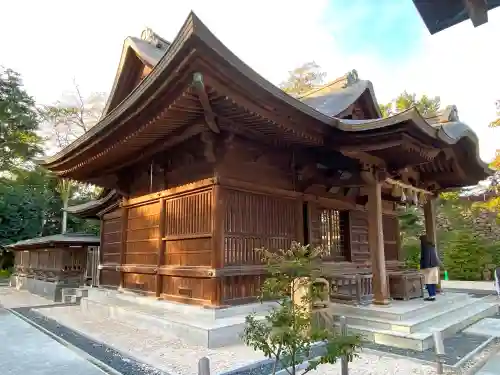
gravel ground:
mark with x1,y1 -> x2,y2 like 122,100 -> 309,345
0,287 -> 491,375
34,304 -> 441,375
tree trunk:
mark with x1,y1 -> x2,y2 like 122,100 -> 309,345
62,200 -> 68,234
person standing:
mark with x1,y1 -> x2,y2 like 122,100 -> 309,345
420,234 -> 440,301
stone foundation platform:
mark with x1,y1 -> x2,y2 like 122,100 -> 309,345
10,275 -> 80,302
81,288 -> 274,348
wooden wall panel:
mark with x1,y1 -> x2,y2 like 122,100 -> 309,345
125,202 -> 160,266
101,210 -> 122,265
349,211 -> 370,264
221,275 -> 264,305
100,269 -> 121,287
164,190 -> 212,237
165,238 -> 212,266
161,275 -> 214,304
383,215 -> 399,261
163,189 -> 213,267
223,189 -> 298,266
100,209 -> 123,287
123,273 -> 156,293
217,137 -> 294,191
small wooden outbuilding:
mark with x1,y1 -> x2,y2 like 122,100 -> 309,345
8,233 -> 100,301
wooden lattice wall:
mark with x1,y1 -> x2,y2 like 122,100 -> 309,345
221,188 -> 300,305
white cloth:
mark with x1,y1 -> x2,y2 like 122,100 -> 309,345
422,267 -> 439,285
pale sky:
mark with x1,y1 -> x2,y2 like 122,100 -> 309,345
1,0 -> 498,162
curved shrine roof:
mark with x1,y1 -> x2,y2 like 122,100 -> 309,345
6,233 -> 100,250
38,12 -> 493,190
65,189 -> 120,218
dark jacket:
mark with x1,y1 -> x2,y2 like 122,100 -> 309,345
420,240 -> 440,269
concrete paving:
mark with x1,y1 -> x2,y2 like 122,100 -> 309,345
464,318 -> 500,337
475,352 -> 500,375
0,308 -> 105,375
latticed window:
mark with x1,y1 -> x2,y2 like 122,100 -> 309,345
319,209 -> 348,261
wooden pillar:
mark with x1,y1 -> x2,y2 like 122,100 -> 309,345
156,198 -> 166,298
211,184 -> 224,306
367,181 -> 390,305
119,199 -> 129,290
423,198 -> 440,289
423,199 -> 437,247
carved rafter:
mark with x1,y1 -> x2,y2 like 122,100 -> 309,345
400,139 -> 440,161
192,72 -> 220,133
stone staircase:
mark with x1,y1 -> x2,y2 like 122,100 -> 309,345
61,287 -> 89,304
331,292 -> 498,351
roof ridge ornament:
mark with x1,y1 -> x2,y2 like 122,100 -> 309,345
439,105 -> 459,123
343,69 -> 359,88
140,27 -> 167,49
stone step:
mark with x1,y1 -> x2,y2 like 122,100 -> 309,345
331,292 -> 468,321
336,296 -> 482,334
88,287 -> 273,321
80,297 -> 260,348
338,300 -> 498,351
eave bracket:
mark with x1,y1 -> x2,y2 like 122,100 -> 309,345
192,72 -> 220,134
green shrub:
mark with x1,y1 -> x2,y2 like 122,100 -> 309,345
0,268 -> 12,278
443,231 -> 491,281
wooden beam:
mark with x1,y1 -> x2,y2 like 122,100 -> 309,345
341,151 -> 385,167
340,140 -> 402,153
465,0 -> 488,27
192,72 -> 220,133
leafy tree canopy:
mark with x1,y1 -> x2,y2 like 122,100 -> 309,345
279,62 -> 327,97
379,91 -> 441,118
0,67 -> 42,171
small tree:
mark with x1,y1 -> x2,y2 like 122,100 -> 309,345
242,242 -> 361,375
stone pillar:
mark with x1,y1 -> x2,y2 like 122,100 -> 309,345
367,181 -> 390,305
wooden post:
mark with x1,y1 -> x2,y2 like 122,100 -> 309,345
424,199 -> 440,290
198,357 -> 210,375
423,199 -> 437,248
211,184 -> 224,306
97,219 -> 104,287
156,198 -> 166,298
119,199 -> 129,290
367,181 -> 390,305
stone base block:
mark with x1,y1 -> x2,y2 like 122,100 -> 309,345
10,275 -> 80,302
82,288 -> 273,348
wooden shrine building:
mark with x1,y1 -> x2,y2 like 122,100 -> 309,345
39,13 -> 492,308
8,233 -> 100,301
